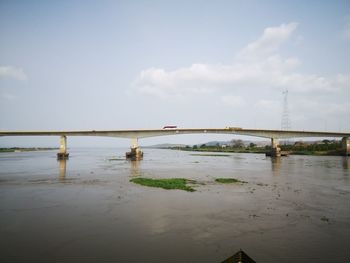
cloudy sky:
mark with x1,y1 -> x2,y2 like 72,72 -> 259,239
1,0 -> 350,147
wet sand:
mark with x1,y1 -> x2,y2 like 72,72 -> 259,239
0,148 -> 350,262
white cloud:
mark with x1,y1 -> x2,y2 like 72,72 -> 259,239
133,22 -> 350,99
132,21 -> 350,132
135,65 -> 217,99
237,22 -> 298,60
221,95 -> 245,107
0,66 -> 27,81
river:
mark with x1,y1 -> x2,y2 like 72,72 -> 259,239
0,148 -> 349,262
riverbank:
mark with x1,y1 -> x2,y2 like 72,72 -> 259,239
172,147 -> 345,156
0,147 -> 57,153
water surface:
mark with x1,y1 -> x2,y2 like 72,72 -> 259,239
1,148 -> 350,262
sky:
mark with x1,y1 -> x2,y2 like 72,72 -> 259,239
1,0 -> 350,147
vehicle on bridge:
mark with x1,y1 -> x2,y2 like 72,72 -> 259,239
163,125 -> 177,129
225,126 -> 242,130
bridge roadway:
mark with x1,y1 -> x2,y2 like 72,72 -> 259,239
1,127 -> 350,139
1,128 -> 349,158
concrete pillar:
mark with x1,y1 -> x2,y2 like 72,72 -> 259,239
126,137 -> 143,160
342,137 -> 350,156
57,135 -> 69,159
131,137 -> 138,149
269,138 -> 281,157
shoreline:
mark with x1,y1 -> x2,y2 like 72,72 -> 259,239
0,147 -> 58,153
169,147 -> 346,157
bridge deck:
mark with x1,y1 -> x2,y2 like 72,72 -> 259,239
1,128 -> 349,139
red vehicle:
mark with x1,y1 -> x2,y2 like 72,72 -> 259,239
163,125 -> 177,129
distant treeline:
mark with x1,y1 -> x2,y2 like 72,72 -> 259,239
279,139 -> 343,155
172,139 -> 344,156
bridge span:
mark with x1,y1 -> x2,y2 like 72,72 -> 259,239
1,128 -> 349,158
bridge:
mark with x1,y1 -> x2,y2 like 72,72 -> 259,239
0,127 -> 349,158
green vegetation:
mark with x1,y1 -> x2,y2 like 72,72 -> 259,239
280,140 -> 343,156
130,178 -> 196,192
173,139 -> 344,156
0,147 -> 57,153
180,141 -> 267,154
215,178 -> 247,184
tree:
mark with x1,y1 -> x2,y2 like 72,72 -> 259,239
322,139 -> 330,144
233,139 -> 244,148
249,142 -> 256,148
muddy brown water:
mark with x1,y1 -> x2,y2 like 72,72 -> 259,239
0,148 -> 349,263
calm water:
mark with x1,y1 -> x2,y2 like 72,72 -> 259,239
0,148 -> 350,263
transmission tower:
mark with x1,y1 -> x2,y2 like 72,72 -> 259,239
281,89 -> 291,130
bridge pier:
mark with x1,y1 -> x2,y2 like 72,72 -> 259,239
57,135 -> 69,160
342,137 -> 350,156
267,138 -> 281,157
126,138 -> 143,160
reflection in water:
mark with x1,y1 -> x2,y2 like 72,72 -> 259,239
130,160 -> 141,177
342,157 -> 350,171
270,157 -> 281,176
58,159 -> 67,180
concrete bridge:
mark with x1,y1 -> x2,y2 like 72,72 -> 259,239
0,127 -> 349,158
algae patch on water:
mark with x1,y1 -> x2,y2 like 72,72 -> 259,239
130,178 -> 196,192
215,178 -> 247,184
